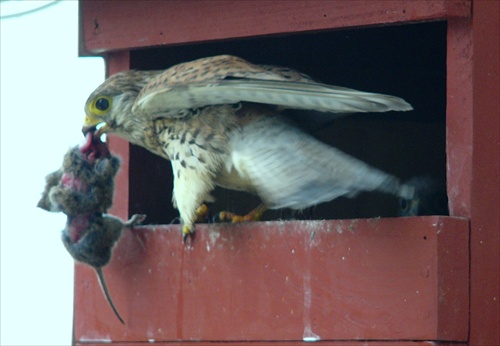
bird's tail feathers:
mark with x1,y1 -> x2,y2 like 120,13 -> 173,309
376,176 -> 415,200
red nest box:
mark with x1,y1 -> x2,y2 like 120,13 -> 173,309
76,1 -> 498,345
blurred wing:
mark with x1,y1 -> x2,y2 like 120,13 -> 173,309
230,117 -> 413,209
132,55 -> 412,119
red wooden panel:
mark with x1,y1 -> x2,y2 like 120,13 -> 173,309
79,0 -> 470,55
77,342 -> 464,346
105,51 -> 131,220
74,1 -> 500,344
73,217 -> 468,343
446,19 -> 473,218
468,1 -> 500,345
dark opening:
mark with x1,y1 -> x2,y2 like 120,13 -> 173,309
128,21 -> 447,225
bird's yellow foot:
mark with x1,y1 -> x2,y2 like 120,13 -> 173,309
182,224 -> 194,243
218,204 -> 267,223
195,204 -> 210,222
182,204 -> 210,243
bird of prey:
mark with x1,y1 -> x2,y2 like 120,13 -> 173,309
82,55 -> 415,239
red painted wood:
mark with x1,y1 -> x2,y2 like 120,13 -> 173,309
73,217 -> 468,343
446,20 -> 473,218
79,0 -> 470,55
76,342 -> 464,346
76,342 -> 465,346
469,1 -> 500,345
74,0 -> 500,344
106,51 -> 131,220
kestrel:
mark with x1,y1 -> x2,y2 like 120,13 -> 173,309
82,55 -> 414,239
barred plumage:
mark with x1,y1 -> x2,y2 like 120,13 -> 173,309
83,55 -> 414,239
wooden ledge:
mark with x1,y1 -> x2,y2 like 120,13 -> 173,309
79,0 -> 470,55
73,216 -> 468,343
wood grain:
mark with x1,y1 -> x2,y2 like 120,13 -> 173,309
73,217 -> 468,342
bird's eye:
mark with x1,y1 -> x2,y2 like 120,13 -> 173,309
95,97 -> 110,111
90,96 -> 112,116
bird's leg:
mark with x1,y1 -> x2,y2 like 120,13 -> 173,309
218,203 -> 267,223
180,204 -> 210,243
182,226 -> 193,243
171,165 -> 215,242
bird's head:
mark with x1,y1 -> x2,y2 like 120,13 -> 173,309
82,70 -> 160,143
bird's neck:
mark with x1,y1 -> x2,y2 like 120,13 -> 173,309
112,92 -> 168,157
112,93 -> 143,138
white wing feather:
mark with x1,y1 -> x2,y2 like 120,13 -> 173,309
229,117 -> 413,209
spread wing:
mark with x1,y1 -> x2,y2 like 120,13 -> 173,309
132,55 -> 412,119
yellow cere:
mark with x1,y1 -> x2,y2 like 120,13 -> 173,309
84,114 -> 103,127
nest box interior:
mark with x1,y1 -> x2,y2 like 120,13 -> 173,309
127,21 -> 447,225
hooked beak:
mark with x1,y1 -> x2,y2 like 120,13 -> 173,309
82,114 -> 108,136
82,125 -> 96,136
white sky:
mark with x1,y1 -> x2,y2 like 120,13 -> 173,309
1,1 -> 104,344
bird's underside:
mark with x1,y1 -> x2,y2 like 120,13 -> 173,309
83,54 -> 415,240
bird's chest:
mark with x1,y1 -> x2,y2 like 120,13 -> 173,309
155,125 -> 210,176
151,106 -> 238,176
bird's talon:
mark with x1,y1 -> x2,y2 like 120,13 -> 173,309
218,211 -> 241,223
195,204 -> 210,223
217,204 -> 267,224
250,204 -> 267,221
182,225 -> 195,243
218,211 -> 229,222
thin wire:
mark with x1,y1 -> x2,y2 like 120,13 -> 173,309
0,0 -> 61,20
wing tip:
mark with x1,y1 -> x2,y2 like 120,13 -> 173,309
396,100 -> 413,112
